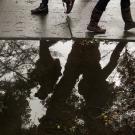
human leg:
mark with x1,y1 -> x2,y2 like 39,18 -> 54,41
87,0 -> 110,33
31,0 -> 49,15
63,0 -> 75,14
37,42 -> 82,134
41,0 -> 48,5
79,64 -> 112,135
121,0 -> 135,31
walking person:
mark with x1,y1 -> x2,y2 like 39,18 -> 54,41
31,0 -> 75,15
87,0 -> 135,33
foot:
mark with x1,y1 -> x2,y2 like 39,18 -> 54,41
31,3 -> 48,15
125,21 -> 135,31
87,24 -> 106,34
63,0 -> 75,14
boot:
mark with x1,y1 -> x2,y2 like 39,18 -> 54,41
87,8 -> 106,34
121,8 -> 135,31
31,3 -> 48,15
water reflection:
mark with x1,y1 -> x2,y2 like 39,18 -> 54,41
0,40 -> 135,135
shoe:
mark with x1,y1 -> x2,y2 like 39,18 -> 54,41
87,8 -> 106,34
31,3 -> 48,15
87,24 -> 106,34
125,21 -> 135,31
63,0 -> 75,14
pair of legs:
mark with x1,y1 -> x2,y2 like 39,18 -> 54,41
31,0 -> 75,15
95,0 -> 130,11
87,0 -> 135,33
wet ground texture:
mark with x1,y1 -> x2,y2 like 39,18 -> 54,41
0,0 -> 135,40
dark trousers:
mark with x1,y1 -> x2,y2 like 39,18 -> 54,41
42,0 -> 48,5
95,0 -> 130,12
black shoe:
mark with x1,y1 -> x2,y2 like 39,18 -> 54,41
31,3 -> 48,15
87,24 -> 106,34
125,21 -> 135,31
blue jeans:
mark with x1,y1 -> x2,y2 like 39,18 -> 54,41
95,0 -> 130,12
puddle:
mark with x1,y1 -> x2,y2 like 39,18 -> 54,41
0,40 -> 135,134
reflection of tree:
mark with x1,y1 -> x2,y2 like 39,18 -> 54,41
0,80 -> 31,135
0,40 -> 38,135
118,48 -> 135,89
104,47 -> 135,135
37,40 -> 127,135
0,40 -> 38,81
0,40 -> 133,135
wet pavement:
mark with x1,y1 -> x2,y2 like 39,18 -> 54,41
71,0 -> 135,41
0,40 -> 135,135
0,0 -> 135,40
0,0 -> 135,135
0,0 -> 71,39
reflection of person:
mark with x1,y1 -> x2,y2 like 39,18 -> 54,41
78,41 -> 127,135
37,40 -> 127,135
87,0 -> 135,33
31,0 -> 75,15
29,40 -> 61,100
